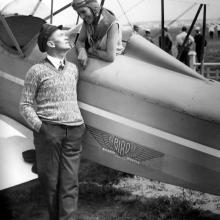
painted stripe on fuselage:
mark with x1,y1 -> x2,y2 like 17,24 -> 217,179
78,102 -> 220,158
0,70 -> 24,86
1,70 -> 220,158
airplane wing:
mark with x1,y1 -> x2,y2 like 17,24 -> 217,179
0,114 -> 37,190
0,0 -> 50,17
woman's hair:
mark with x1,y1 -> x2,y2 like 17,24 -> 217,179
72,0 -> 101,17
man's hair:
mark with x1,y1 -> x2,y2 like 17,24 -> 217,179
164,27 -> 168,32
182,26 -> 187,32
133,25 -> 139,31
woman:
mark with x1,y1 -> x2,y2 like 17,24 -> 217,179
71,0 -> 123,68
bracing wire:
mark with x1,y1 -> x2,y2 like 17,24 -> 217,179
152,2 -> 198,38
31,0 -> 42,16
167,2 -> 197,27
118,0 -> 146,20
1,0 -> 16,13
116,0 -> 133,28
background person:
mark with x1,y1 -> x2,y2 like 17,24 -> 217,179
176,26 -> 194,66
209,23 -> 215,39
20,23 -> 85,220
159,26 -> 173,55
194,26 -> 207,63
217,23 -> 220,39
71,0 -> 123,69
133,24 -> 140,34
144,28 -> 154,43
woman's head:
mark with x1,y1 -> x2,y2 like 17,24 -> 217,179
72,0 -> 101,24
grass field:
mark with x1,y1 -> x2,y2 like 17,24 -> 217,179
1,159 -> 220,220
1,28 -> 220,220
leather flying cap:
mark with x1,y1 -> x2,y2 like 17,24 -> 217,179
37,23 -> 63,52
72,0 -> 98,11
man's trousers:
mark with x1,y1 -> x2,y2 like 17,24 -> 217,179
33,122 -> 85,220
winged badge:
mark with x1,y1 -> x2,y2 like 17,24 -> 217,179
87,126 -> 164,164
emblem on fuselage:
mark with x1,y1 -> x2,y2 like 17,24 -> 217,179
87,126 -> 164,164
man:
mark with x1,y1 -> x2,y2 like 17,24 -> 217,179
176,26 -> 194,66
159,26 -> 173,55
20,23 -> 85,220
194,26 -> 207,63
209,23 -> 215,39
133,24 -> 140,34
144,28 -> 154,43
217,23 -> 220,39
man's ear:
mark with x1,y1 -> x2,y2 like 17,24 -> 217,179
47,40 -> 55,49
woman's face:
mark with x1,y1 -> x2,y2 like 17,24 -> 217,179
77,7 -> 94,24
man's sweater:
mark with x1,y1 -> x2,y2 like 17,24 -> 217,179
20,59 -> 84,132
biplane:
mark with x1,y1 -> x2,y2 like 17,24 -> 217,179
1,0 -> 220,196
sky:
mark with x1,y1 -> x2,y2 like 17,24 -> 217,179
0,0 -> 220,26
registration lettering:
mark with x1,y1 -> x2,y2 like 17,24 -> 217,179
87,125 -> 164,163
109,136 -> 135,157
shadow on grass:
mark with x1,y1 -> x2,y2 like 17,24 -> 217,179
1,159 -> 220,220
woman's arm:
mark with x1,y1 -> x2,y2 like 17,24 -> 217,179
75,23 -> 87,51
76,24 -> 88,68
67,23 -> 88,69
88,23 -> 119,62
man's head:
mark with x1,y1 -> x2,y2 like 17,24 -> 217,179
37,23 -> 70,53
164,26 -> 168,32
133,25 -> 139,32
195,26 -> 200,33
72,0 -> 101,24
145,28 -> 151,38
182,26 -> 187,32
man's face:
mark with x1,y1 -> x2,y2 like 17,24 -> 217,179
134,26 -> 139,32
48,29 -> 71,51
77,7 -> 94,24
145,32 -> 151,38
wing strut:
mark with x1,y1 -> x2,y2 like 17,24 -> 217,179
44,3 -> 72,21
160,0 -> 165,50
31,0 -> 42,16
116,0 -> 133,28
200,4 -> 206,75
177,4 -> 203,60
0,12 -> 24,57
50,0 -> 54,24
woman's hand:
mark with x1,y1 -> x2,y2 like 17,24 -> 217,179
78,47 -> 88,69
87,46 -> 98,58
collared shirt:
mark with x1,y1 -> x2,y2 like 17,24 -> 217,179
176,31 -> 194,47
209,25 -> 215,32
47,55 -> 65,70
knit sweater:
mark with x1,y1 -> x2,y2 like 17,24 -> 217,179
20,59 -> 84,132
